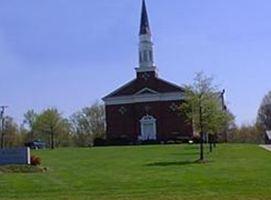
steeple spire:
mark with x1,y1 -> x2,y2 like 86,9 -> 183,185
136,0 -> 156,73
140,0 -> 151,35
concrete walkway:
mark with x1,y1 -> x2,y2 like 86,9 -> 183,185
259,145 -> 271,152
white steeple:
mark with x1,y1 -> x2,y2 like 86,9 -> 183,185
136,0 -> 156,73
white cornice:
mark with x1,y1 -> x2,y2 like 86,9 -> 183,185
103,92 -> 184,105
102,79 -> 136,99
135,66 -> 157,73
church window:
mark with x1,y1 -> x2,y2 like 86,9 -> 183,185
118,106 -> 127,115
141,72 -> 150,81
169,103 -> 179,112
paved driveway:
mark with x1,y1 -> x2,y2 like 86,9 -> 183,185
260,145 -> 271,152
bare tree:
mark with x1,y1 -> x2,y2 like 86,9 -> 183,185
0,106 -> 8,149
23,109 -> 38,141
257,91 -> 271,130
2,116 -> 22,148
257,91 -> 271,143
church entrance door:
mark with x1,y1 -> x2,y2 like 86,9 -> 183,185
139,115 -> 157,141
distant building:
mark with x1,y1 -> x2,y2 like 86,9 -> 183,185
103,0 -> 193,143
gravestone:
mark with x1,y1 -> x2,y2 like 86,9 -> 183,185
0,147 -> 30,165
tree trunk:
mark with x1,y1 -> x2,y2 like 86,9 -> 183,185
50,127 -> 54,149
224,130 -> 228,143
213,134 -> 217,148
30,130 -> 34,141
209,141 -> 213,153
200,132 -> 204,160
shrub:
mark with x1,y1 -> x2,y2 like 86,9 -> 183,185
108,137 -> 133,146
141,140 -> 160,145
0,165 -> 46,173
93,138 -> 107,146
31,155 -> 41,166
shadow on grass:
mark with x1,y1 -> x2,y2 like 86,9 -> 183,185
146,160 -> 197,167
172,152 -> 198,156
146,159 -> 212,167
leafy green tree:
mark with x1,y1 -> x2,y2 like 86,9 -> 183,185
70,102 -> 106,147
180,72 -> 234,161
33,108 -> 70,149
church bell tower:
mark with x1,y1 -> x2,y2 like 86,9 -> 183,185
136,0 -> 157,78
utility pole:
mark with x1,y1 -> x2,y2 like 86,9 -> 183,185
0,106 -> 8,149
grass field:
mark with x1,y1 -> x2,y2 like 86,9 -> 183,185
0,144 -> 271,200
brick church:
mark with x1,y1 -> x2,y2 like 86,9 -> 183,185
103,0 -> 193,143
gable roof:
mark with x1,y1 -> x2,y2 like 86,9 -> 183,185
103,76 -> 184,100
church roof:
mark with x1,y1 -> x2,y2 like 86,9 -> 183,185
139,0 -> 151,35
103,77 -> 184,99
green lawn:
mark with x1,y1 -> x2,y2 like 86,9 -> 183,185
0,144 -> 271,200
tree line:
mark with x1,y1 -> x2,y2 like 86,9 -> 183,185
0,102 -> 106,149
0,74 -> 270,150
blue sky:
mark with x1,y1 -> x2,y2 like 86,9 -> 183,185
0,0 -> 271,125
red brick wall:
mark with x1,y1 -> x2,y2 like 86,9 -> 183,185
105,100 -> 193,142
